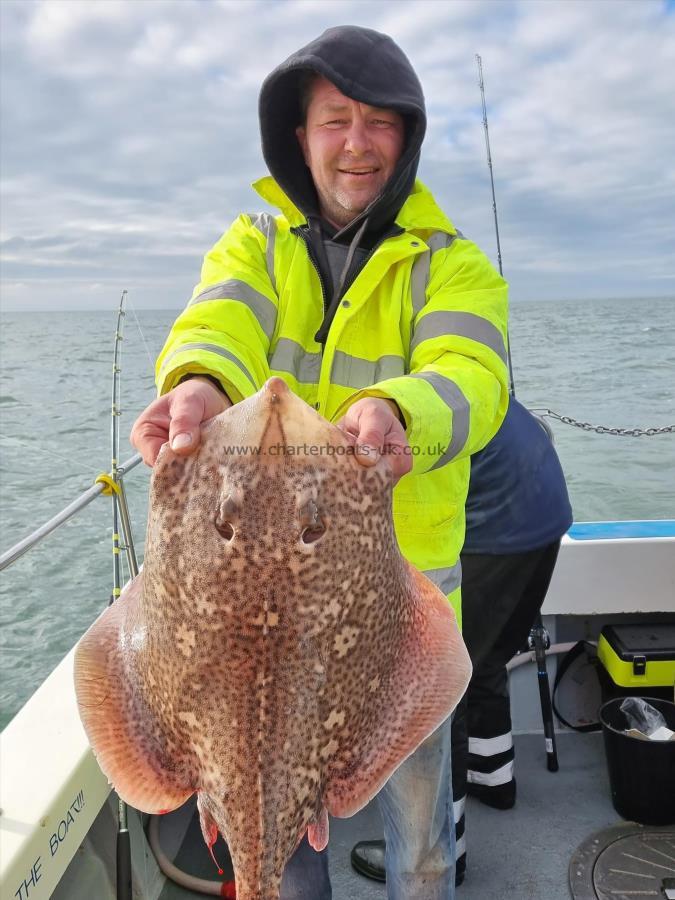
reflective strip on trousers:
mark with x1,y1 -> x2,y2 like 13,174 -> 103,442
469,732 -> 514,757
453,796 -> 465,823
409,372 -> 470,467
189,279 -> 277,340
269,338 -> 321,384
467,759 -> 514,787
159,342 -> 256,388
411,310 -> 508,365
422,561 -> 462,596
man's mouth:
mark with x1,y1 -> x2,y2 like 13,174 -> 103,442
338,167 -> 379,176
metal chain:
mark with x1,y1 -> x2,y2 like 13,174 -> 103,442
529,409 -> 675,437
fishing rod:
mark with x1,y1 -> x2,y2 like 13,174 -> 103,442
476,58 -> 674,437
476,55 -> 558,773
110,290 -> 139,581
110,292 -> 125,608
109,290 -> 135,900
476,54 -> 515,398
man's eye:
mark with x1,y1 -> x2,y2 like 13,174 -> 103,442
324,119 -> 347,127
372,119 -> 394,127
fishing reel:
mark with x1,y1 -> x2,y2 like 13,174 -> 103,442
528,620 -> 552,652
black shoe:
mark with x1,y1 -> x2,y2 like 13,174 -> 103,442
350,840 -> 386,882
466,777 -> 516,810
350,840 -> 466,887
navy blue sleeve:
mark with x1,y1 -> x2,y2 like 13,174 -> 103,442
463,398 -> 573,554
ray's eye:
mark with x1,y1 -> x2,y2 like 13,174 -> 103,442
215,519 -> 235,541
298,497 -> 325,545
215,493 -> 238,541
301,523 -> 326,544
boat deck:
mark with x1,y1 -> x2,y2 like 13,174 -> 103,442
158,731 -> 618,900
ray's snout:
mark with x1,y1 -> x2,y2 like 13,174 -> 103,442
264,377 -> 290,403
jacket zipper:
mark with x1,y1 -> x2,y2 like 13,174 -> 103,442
291,226 -> 329,316
292,223 -> 403,314
290,226 -> 329,411
288,223 -> 407,414
338,224 -> 403,298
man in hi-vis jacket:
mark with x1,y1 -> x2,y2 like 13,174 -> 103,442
132,25 -> 509,900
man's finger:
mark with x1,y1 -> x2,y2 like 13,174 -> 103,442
386,446 -> 413,484
338,399 -> 407,468
130,413 -> 169,467
355,437 -> 382,466
167,400 -> 205,455
130,379 -> 229,466
354,412 -> 390,465
141,438 -> 166,467
166,378 -> 230,455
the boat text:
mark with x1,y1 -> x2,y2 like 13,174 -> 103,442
12,789 -> 86,900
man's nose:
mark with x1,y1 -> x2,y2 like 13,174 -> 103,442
344,120 -> 373,155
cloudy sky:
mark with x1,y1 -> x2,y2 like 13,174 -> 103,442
1,0 -> 674,310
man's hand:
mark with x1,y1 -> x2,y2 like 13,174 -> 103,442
336,397 -> 412,484
130,376 -> 231,466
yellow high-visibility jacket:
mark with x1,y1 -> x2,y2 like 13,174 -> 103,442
156,177 -> 509,622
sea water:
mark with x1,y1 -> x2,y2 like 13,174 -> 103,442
1,296 -> 674,729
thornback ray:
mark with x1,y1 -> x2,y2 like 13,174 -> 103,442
74,376 -> 471,900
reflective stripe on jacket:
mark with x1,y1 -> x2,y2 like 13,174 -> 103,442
156,177 -> 510,622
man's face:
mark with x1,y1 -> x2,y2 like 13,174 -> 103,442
296,76 -> 405,229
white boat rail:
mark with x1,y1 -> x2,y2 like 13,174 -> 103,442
0,452 -> 143,900
0,453 -> 142,572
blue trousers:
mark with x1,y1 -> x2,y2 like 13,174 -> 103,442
280,717 -> 455,900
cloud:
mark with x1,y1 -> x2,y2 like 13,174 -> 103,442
1,0 -> 674,310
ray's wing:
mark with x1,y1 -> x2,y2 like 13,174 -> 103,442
74,574 -> 193,814
325,564 -> 471,818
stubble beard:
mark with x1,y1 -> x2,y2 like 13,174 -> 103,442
319,188 -> 369,228
319,171 -> 388,228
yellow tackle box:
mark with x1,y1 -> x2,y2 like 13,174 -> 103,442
597,623 -> 675,689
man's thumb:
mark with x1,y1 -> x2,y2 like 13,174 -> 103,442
170,430 -> 195,452
168,407 -> 202,455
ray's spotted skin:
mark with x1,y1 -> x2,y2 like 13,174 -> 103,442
74,377 -> 471,900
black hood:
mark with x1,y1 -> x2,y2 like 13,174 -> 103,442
259,25 -> 426,238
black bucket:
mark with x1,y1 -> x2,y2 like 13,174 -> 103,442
599,697 -> 675,826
